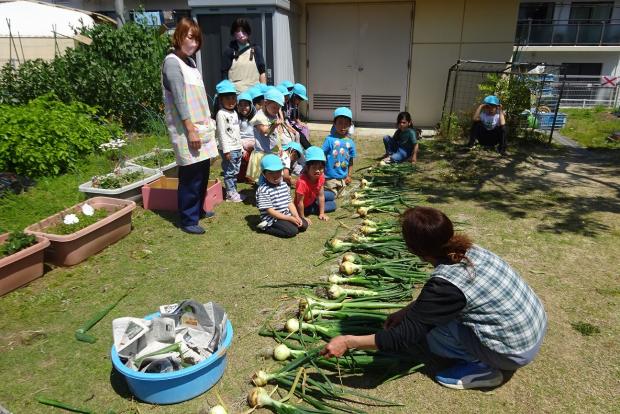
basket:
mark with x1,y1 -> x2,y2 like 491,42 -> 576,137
534,112 -> 567,130
110,313 -> 233,404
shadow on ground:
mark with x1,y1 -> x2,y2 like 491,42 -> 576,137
415,141 -> 620,237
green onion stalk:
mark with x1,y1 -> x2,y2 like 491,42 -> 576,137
302,307 -> 389,323
326,238 -> 407,259
248,386 -> 334,414
327,283 -> 414,302
299,296 -> 403,313
284,318 -> 383,340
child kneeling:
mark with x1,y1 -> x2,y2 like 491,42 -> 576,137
295,146 -> 336,224
256,154 -> 308,238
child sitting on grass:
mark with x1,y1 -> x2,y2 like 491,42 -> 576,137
382,111 -> 418,164
256,154 -> 308,238
321,107 -> 356,197
280,141 -> 304,187
246,88 -> 286,183
295,146 -> 336,224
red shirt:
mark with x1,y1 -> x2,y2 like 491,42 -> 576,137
295,172 -> 325,207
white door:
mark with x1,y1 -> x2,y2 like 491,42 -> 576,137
308,2 -> 413,123
307,4 -> 358,121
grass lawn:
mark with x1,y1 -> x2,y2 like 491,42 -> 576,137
0,133 -> 619,413
560,107 -> 620,148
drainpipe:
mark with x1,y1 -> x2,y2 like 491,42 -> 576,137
115,0 -> 126,28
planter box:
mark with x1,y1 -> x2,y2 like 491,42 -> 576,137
78,166 -> 163,202
0,233 -> 50,296
127,149 -> 178,177
142,177 -> 223,212
24,197 -> 136,267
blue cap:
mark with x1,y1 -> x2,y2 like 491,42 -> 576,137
276,84 -> 291,97
304,146 -> 326,163
247,86 -> 263,100
260,154 -> 284,171
258,83 -> 270,94
333,107 -> 352,120
280,80 -> 294,90
216,79 -> 237,95
264,88 -> 285,106
483,95 -> 500,106
237,91 -> 253,103
291,83 -> 308,101
282,141 -> 303,155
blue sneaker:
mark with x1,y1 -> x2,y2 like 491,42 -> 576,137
181,225 -> 205,235
435,361 -> 503,390
200,211 -> 215,219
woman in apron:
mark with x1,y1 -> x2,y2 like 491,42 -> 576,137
162,18 -> 219,235
221,18 -> 267,93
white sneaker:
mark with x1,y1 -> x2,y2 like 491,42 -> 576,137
226,192 -> 243,203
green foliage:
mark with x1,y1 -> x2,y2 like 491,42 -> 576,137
132,148 -> 176,168
478,73 -> 535,117
0,232 -> 37,258
44,209 -> 109,235
93,170 -> 146,189
0,95 -> 122,177
0,22 -> 170,131
561,108 -> 620,148
571,321 -> 601,336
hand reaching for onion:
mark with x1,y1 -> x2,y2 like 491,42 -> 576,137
320,335 -> 349,358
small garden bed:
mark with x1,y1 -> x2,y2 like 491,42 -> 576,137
128,148 -> 177,177
79,166 -> 162,201
0,232 -> 50,295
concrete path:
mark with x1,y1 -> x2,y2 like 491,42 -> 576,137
552,131 -> 582,148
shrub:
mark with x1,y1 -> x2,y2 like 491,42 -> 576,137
0,22 -> 170,131
0,95 -> 123,177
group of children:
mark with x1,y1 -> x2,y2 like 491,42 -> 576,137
212,79 -> 418,238
212,79 -> 360,237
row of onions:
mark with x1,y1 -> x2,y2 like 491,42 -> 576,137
235,163 -> 427,414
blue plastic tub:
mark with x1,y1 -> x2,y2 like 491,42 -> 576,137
534,112 -> 567,130
110,313 -> 233,404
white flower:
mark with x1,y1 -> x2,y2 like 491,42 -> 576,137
63,214 -> 80,225
81,203 -> 94,216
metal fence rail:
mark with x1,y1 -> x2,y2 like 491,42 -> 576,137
555,75 -> 620,108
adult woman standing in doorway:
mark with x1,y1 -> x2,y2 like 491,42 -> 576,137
162,18 -> 219,235
222,17 -> 267,93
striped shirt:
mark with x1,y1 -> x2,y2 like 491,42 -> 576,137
256,180 -> 292,226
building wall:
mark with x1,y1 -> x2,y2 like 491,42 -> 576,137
296,0 -> 518,126
519,50 -> 620,75
0,37 -> 76,67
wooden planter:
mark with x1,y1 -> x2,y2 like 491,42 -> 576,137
142,177 -> 223,212
24,197 -> 136,267
0,234 -> 50,296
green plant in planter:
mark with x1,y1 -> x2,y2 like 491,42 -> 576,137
0,232 -> 37,258
135,148 -> 176,169
44,209 -> 111,235
91,170 -> 146,190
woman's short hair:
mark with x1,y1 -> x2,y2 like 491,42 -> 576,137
230,17 -> 252,36
172,18 -> 202,51
401,207 -> 472,262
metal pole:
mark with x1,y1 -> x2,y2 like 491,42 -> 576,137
441,63 -> 457,132
549,73 -> 566,144
527,19 -> 532,45
448,62 -> 461,138
6,19 -> 21,65
600,21 -> 605,45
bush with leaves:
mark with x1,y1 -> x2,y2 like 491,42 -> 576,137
0,22 -> 170,131
0,94 -> 123,177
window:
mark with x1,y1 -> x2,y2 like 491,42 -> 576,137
518,2 -> 555,22
562,63 -> 603,79
569,2 -> 613,22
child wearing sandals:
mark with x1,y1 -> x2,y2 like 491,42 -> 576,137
295,146 -> 336,225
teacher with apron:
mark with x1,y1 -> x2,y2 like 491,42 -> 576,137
162,18 -> 219,235
221,17 -> 267,93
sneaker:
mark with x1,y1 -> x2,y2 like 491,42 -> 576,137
180,224 -> 205,235
435,361 -> 503,390
200,211 -> 215,219
382,156 -> 392,164
226,192 -> 243,203
256,220 -> 268,230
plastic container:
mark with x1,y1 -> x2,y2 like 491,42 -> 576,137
0,233 -> 50,295
534,112 -> 567,130
142,178 -> 223,212
110,313 -> 233,404
127,149 -> 178,177
24,197 -> 136,266
78,165 -> 162,202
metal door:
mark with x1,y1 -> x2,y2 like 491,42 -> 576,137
356,3 -> 412,122
307,2 -> 413,123
307,4 -> 358,121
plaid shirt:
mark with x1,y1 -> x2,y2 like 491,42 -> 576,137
433,245 -> 547,355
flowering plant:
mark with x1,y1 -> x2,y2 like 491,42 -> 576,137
99,138 -> 127,169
